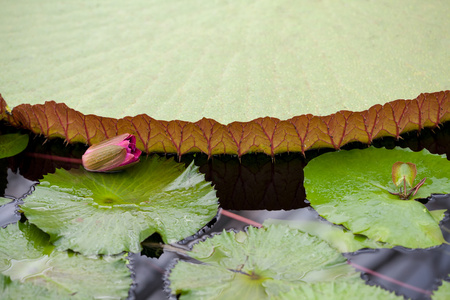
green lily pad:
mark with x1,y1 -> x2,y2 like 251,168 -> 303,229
0,274 -> 64,300
0,222 -> 132,299
264,218 -> 390,252
0,197 -> 13,206
433,281 -> 450,300
275,275 -> 400,300
169,224 -> 360,299
0,133 -> 28,159
21,156 -> 218,255
304,147 -> 448,249
21,156 -> 218,254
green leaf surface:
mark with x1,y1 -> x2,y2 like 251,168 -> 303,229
1,1 -> 448,123
0,222 -> 132,299
0,197 -> 13,206
275,275 -> 400,300
304,147 -> 448,248
0,133 -> 28,159
0,274 -> 63,300
21,156 -> 218,255
169,224 -> 360,299
433,281 -> 450,300
263,219 -> 390,253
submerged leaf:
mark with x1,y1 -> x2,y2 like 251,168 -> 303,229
169,224 -> 363,299
0,133 -> 28,159
21,156 -> 218,255
0,222 -> 132,299
304,147 -> 448,248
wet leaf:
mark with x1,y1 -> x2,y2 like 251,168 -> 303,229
0,197 -> 12,206
0,222 -> 132,299
263,219 -> 390,252
275,275 -> 400,300
169,224 -> 362,299
433,281 -> 450,300
304,147 -> 448,248
0,133 -> 28,159
3,91 -> 450,157
20,156 -> 218,255
0,274 -> 63,300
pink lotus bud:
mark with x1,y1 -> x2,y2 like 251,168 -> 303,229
82,133 -> 142,172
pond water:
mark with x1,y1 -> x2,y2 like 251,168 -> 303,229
1,122 -> 450,299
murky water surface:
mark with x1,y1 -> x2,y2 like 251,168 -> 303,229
1,123 -> 450,299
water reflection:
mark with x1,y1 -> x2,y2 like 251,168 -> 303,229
0,168 -> 37,227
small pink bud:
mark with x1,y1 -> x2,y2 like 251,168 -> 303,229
82,134 -> 142,172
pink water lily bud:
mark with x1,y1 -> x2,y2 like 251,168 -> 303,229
82,133 -> 142,172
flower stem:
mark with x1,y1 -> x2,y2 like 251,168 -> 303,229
220,209 -> 263,228
26,152 -> 82,164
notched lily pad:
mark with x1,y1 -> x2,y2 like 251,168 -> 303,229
20,156 -> 219,255
276,275 -> 400,300
168,224 -> 367,299
0,274 -> 64,300
0,222 -> 132,299
304,147 -> 449,249
433,281 -> 450,300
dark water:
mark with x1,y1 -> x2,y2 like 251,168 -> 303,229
1,122 -> 450,299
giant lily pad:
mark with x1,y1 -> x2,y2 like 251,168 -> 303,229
0,1 -> 448,123
304,147 -> 448,249
168,224 -> 374,299
0,222 -> 132,299
21,156 -> 219,255
5,91 -> 449,158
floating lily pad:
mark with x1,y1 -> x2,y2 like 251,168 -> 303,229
0,274 -> 63,300
304,147 -> 448,249
0,222 -> 132,299
0,133 -> 28,159
169,224 -> 363,299
0,197 -> 12,206
1,1 -> 449,123
275,275 -> 400,300
433,281 -> 450,300
264,218 -> 390,252
21,156 -> 218,255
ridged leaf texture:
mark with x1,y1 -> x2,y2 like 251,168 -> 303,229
1,90 -> 449,157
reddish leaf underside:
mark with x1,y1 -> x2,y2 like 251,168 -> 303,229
1,90 -> 449,157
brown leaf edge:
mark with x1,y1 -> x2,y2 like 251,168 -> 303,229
1,90 -> 449,158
